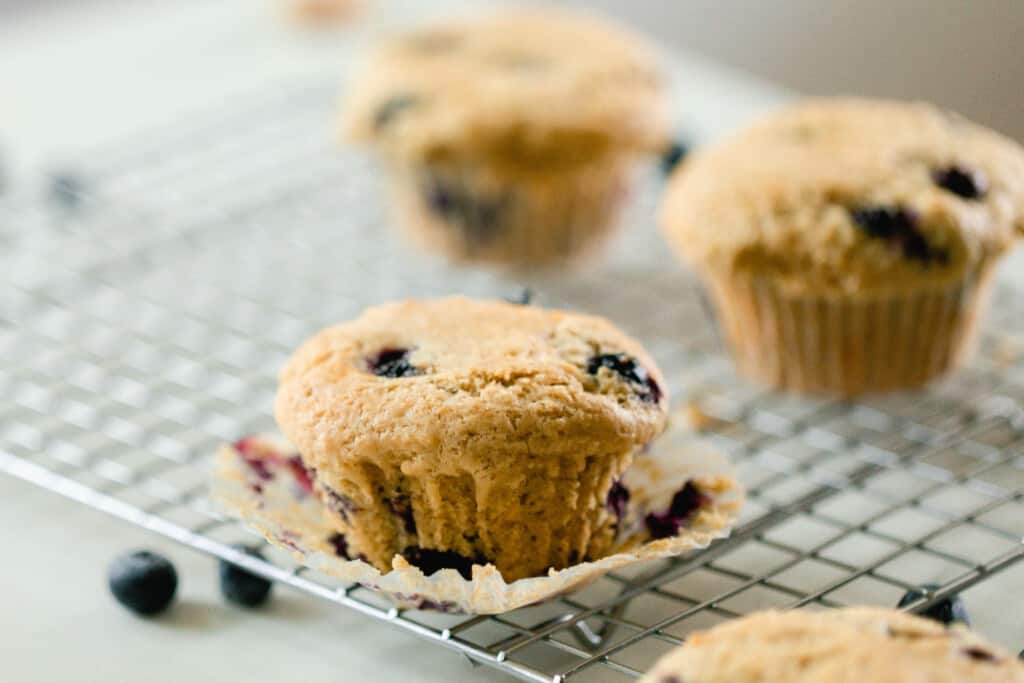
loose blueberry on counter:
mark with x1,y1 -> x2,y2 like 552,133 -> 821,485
374,94 -> 421,131
659,140 -> 689,176
932,165 -> 987,200
850,205 -> 949,266
645,482 -> 708,540
587,353 -> 662,404
401,546 -> 480,581
606,479 -> 630,524
108,550 -> 178,616
219,545 -> 273,608
368,348 -> 421,378
897,584 -> 970,625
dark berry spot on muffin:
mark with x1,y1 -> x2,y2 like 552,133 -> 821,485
587,353 -> 662,404
286,456 -> 314,495
401,546 -> 481,580
322,485 -> 359,522
897,584 -> 971,626
606,479 -> 630,523
660,677 -> 683,683
660,141 -> 689,176
505,287 -> 534,305
234,438 -> 275,481
368,348 -> 422,378
932,165 -> 987,200
374,94 -> 422,131
327,532 -> 351,559
850,206 -> 950,266
423,175 -> 510,247
645,482 -> 708,539
388,496 -> 417,535
963,647 -> 1000,664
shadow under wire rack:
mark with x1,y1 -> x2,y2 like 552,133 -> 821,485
2,75 -> 1024,682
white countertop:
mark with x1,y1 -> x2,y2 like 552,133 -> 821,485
1,2 -> 1021,682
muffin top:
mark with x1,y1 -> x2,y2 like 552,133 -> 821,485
342,8 -> 669,168
639,607 -> 1024,683
661,98 -> 1024,294
275,297 -> 668,474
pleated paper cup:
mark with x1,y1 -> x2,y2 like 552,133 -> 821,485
211,421 -> 742,615
386,155 -> 636,267
700,266 -> 997,396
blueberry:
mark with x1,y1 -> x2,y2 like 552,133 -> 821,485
505,288 -> 534,305
422,176 -> 508,247
897,584 -> 970,625
606,479 -> 630,523
850,205 -> 949,265
401,546 -> 481,580
108,550 -> 178,616
368,348 -> 421,378
660,141 -> 689,176
374,94 -> 421,131
962,647 -> 1000,663
388,496 -> 417,535
219,545 -> 273,608
322,485 -> 359,522
933,165 -> 987,200
587,353 -> 662,404
645,482 -> 708,540
327,532 -> 351,559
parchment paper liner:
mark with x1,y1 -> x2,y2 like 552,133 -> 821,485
212,420 -> 743,614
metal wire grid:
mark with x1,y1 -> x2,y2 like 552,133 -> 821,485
3,75 -> 1024,682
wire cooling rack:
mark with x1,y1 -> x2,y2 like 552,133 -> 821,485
3,74 -> 1024,682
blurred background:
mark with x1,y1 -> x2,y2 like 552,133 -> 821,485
3,0 -> 1022,145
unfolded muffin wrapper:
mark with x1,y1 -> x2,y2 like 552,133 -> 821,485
211,420 -> 743,614
387,157 -> 637,267
703,265 -> 997,397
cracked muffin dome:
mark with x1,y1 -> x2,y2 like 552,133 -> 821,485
274,297 -> 668,581
661,98 -> 1024,294
342,7 -> 668,165
639,607 -> 1024,683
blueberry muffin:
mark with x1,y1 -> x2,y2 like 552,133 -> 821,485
661,98 -> 1024,395
342,8 -> 669,267
640,608 -> 1024,683
274,297 -> 669,581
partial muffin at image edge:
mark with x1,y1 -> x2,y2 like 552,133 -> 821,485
661,97 -> 1024,396
638,607 -> 1024,683
272,297 -> 672,582
341,7 -> 670,267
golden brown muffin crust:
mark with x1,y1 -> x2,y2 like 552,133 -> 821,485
661,98 -> 1024,294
